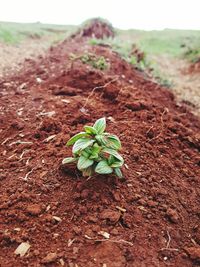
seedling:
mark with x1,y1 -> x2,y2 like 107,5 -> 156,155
69,53 -> 109,70
81,53 -> 109,70
62,118 -> 124,178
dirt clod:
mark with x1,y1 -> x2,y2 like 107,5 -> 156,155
166,208 -> 179,223
185,247 -> 200,261
41,252 -> 58,264
25,204 -> 43,216
100,209 -> 121,224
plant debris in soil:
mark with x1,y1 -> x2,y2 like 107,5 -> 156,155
73,18 -> 115,39
0,19 -> 200,267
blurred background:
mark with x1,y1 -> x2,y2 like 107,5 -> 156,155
0,0 -> 200,113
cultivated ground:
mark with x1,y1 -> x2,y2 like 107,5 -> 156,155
0,22 -> 200,115
0,20 -> 200,267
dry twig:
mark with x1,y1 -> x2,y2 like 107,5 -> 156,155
94,238 -> 133,246
9,140 -> 33,146
160,230 -> 179,252
148,107 -> 169,142
22,167 -> 35,181
85,235 -> 133,246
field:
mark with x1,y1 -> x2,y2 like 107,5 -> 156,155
0,20 -> 200,266
1,21 -> 200,114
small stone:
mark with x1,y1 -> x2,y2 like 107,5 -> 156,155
41,252 -> 58,263
166,208 -> 179,223
112,191 -> 121,202
26,204 -> 43,216
185,247 -> 200,261
110,228 -> 119,235
14,242 -> 31,257
52,216 -> 62,222
100,209 -> 121,224
36,77 -> 42,83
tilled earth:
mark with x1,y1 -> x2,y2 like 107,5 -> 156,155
0,30 -> 200,267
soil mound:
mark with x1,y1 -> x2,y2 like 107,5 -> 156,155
74,18 -> 115,39
0,28 -> 200,267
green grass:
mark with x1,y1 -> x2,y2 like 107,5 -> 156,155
89,29 -> 200,60
0,21 -> 76,44
89,28 -> 200,86
183,45 -> 200,63
116,29 -> 200,57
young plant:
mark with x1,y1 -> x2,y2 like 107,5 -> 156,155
62,117 -> 124,178
81,53 -> 109,70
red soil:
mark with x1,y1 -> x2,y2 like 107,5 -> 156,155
188,58 -> 200,74
0,29 -> 200,267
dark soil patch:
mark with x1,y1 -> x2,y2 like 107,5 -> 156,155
0,23 -> 200,267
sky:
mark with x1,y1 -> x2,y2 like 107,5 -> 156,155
0,0 -> 200,30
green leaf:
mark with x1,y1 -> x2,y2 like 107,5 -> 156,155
82,166 -> 93,177
84,126 -> 97,135
108,155 -> 123,167
62,157 -> 77,164
114,168 -> 123,179
108,155 -> 116,165
67,132 -> 89,146
95,160 -> 113,174
110,160 -> 124,168
77,156 -> 94,170
72,138 -> 94,154
101,147 -> 124,163
88,145 -> 101,159
93,117 -> 106,134
89,153 -> 99,159
103,134 -> 121,150
81,150 -> 90,158
95,134 -> 107,145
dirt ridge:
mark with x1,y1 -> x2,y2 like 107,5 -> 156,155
0,25 -> 200,267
